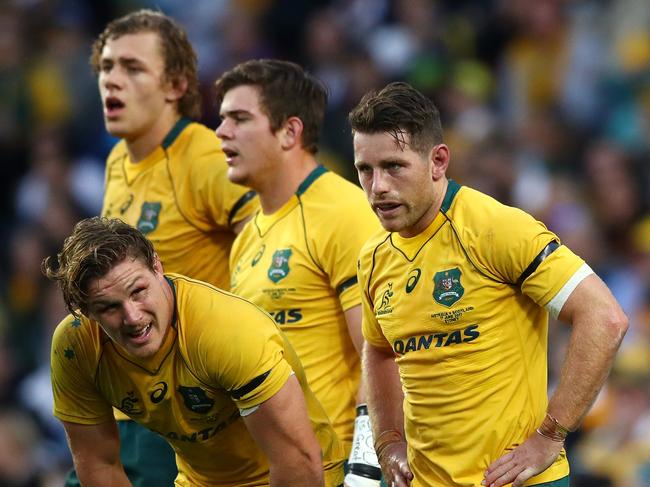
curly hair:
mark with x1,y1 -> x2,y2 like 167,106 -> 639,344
42,217 -> 156,317
90,9 -> 201,120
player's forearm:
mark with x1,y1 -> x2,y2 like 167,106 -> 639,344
548,302 -> 627,431
75,463 -> 131,487
269,456 -> 324,487
362,342 -> 404,437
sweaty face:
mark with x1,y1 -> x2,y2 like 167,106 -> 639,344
215,85 -> 283,188
85,256 -> 173,359
354,131 -> 440,237
98,32 -> 175,142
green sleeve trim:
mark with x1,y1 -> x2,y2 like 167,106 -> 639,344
516,240 -> 560,286
336,276 -> 358,295
230,369 -> 271,400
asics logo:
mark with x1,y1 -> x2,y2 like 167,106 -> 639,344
150,381 -> 168,404
406,269 -> 421,293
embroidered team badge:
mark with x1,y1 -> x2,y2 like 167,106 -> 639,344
433,268 -> 464,307
137,202 -> 161,234
268,248 -> 292,283
178,386 -> 214,414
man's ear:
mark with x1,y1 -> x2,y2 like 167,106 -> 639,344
153,253 -> 164,274
165,76 -> 188,103
430,144 -> 450,181
279,116 -> 304,150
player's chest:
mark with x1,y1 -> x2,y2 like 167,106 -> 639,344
369,246 -> 513,355
98,352 -> 236,430
231,229 -> 325,305
102,169 -> 184,236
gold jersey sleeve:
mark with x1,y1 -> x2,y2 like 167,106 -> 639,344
172,276 -> 293,410
51,314 -> 114,424
358,181 -> 581,486
230,166 -> 380,451
102,119 -> 257,290
50,275 -> 344,486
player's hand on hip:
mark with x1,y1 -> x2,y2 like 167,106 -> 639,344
379,441 -> 413,487
482,432 -> 564,487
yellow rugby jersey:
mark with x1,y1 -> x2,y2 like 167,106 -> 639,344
230,166 -> 379,451
51,274 -> 344,487
102,118 -> 257,290
358,181 -> 584,487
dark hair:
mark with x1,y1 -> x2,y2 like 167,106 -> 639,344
214,59 -> 327,154
348,81 -> 443,155
90,9 -> 201,120
42,217 -> 156,316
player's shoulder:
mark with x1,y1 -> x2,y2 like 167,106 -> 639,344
169,273 -> 267,322
449,183 -> 539,236
309,168 -> 366,199
51,313 -> 105,367
105,139 -> 128,169
168,273 -> 275,348
300,167 -> 373,218
167,121 -> 226,165
358,227 -> 392,268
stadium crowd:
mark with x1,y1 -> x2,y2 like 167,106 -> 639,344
0,0 -> 648,485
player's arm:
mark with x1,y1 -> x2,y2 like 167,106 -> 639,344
344,304 -> 365,403
62,419 -> 131,487
242,374 -> 324,487
344,305 -> 384,485
484,274 -> 628,487
363,342 -> 413,486
231,213 -> 254,235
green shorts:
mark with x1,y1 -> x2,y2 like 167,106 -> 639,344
531,476 -> 570,487
64,420 -> 177,487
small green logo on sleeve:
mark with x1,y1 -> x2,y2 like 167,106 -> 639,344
433,268 -> 464,307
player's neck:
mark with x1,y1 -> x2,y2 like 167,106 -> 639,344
125,111 -> 182,163
398,178 -> 448,238
258,152 -> 318,215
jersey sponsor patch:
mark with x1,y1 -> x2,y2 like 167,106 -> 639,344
392,325 -> 480,354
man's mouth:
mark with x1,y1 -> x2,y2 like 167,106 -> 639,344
105,96 -> 125,116
125,323 -> 152,344
373,201 -> 401,217
222,147 -> 239,164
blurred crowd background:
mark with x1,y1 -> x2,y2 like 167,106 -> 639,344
0,0 -> 648,485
